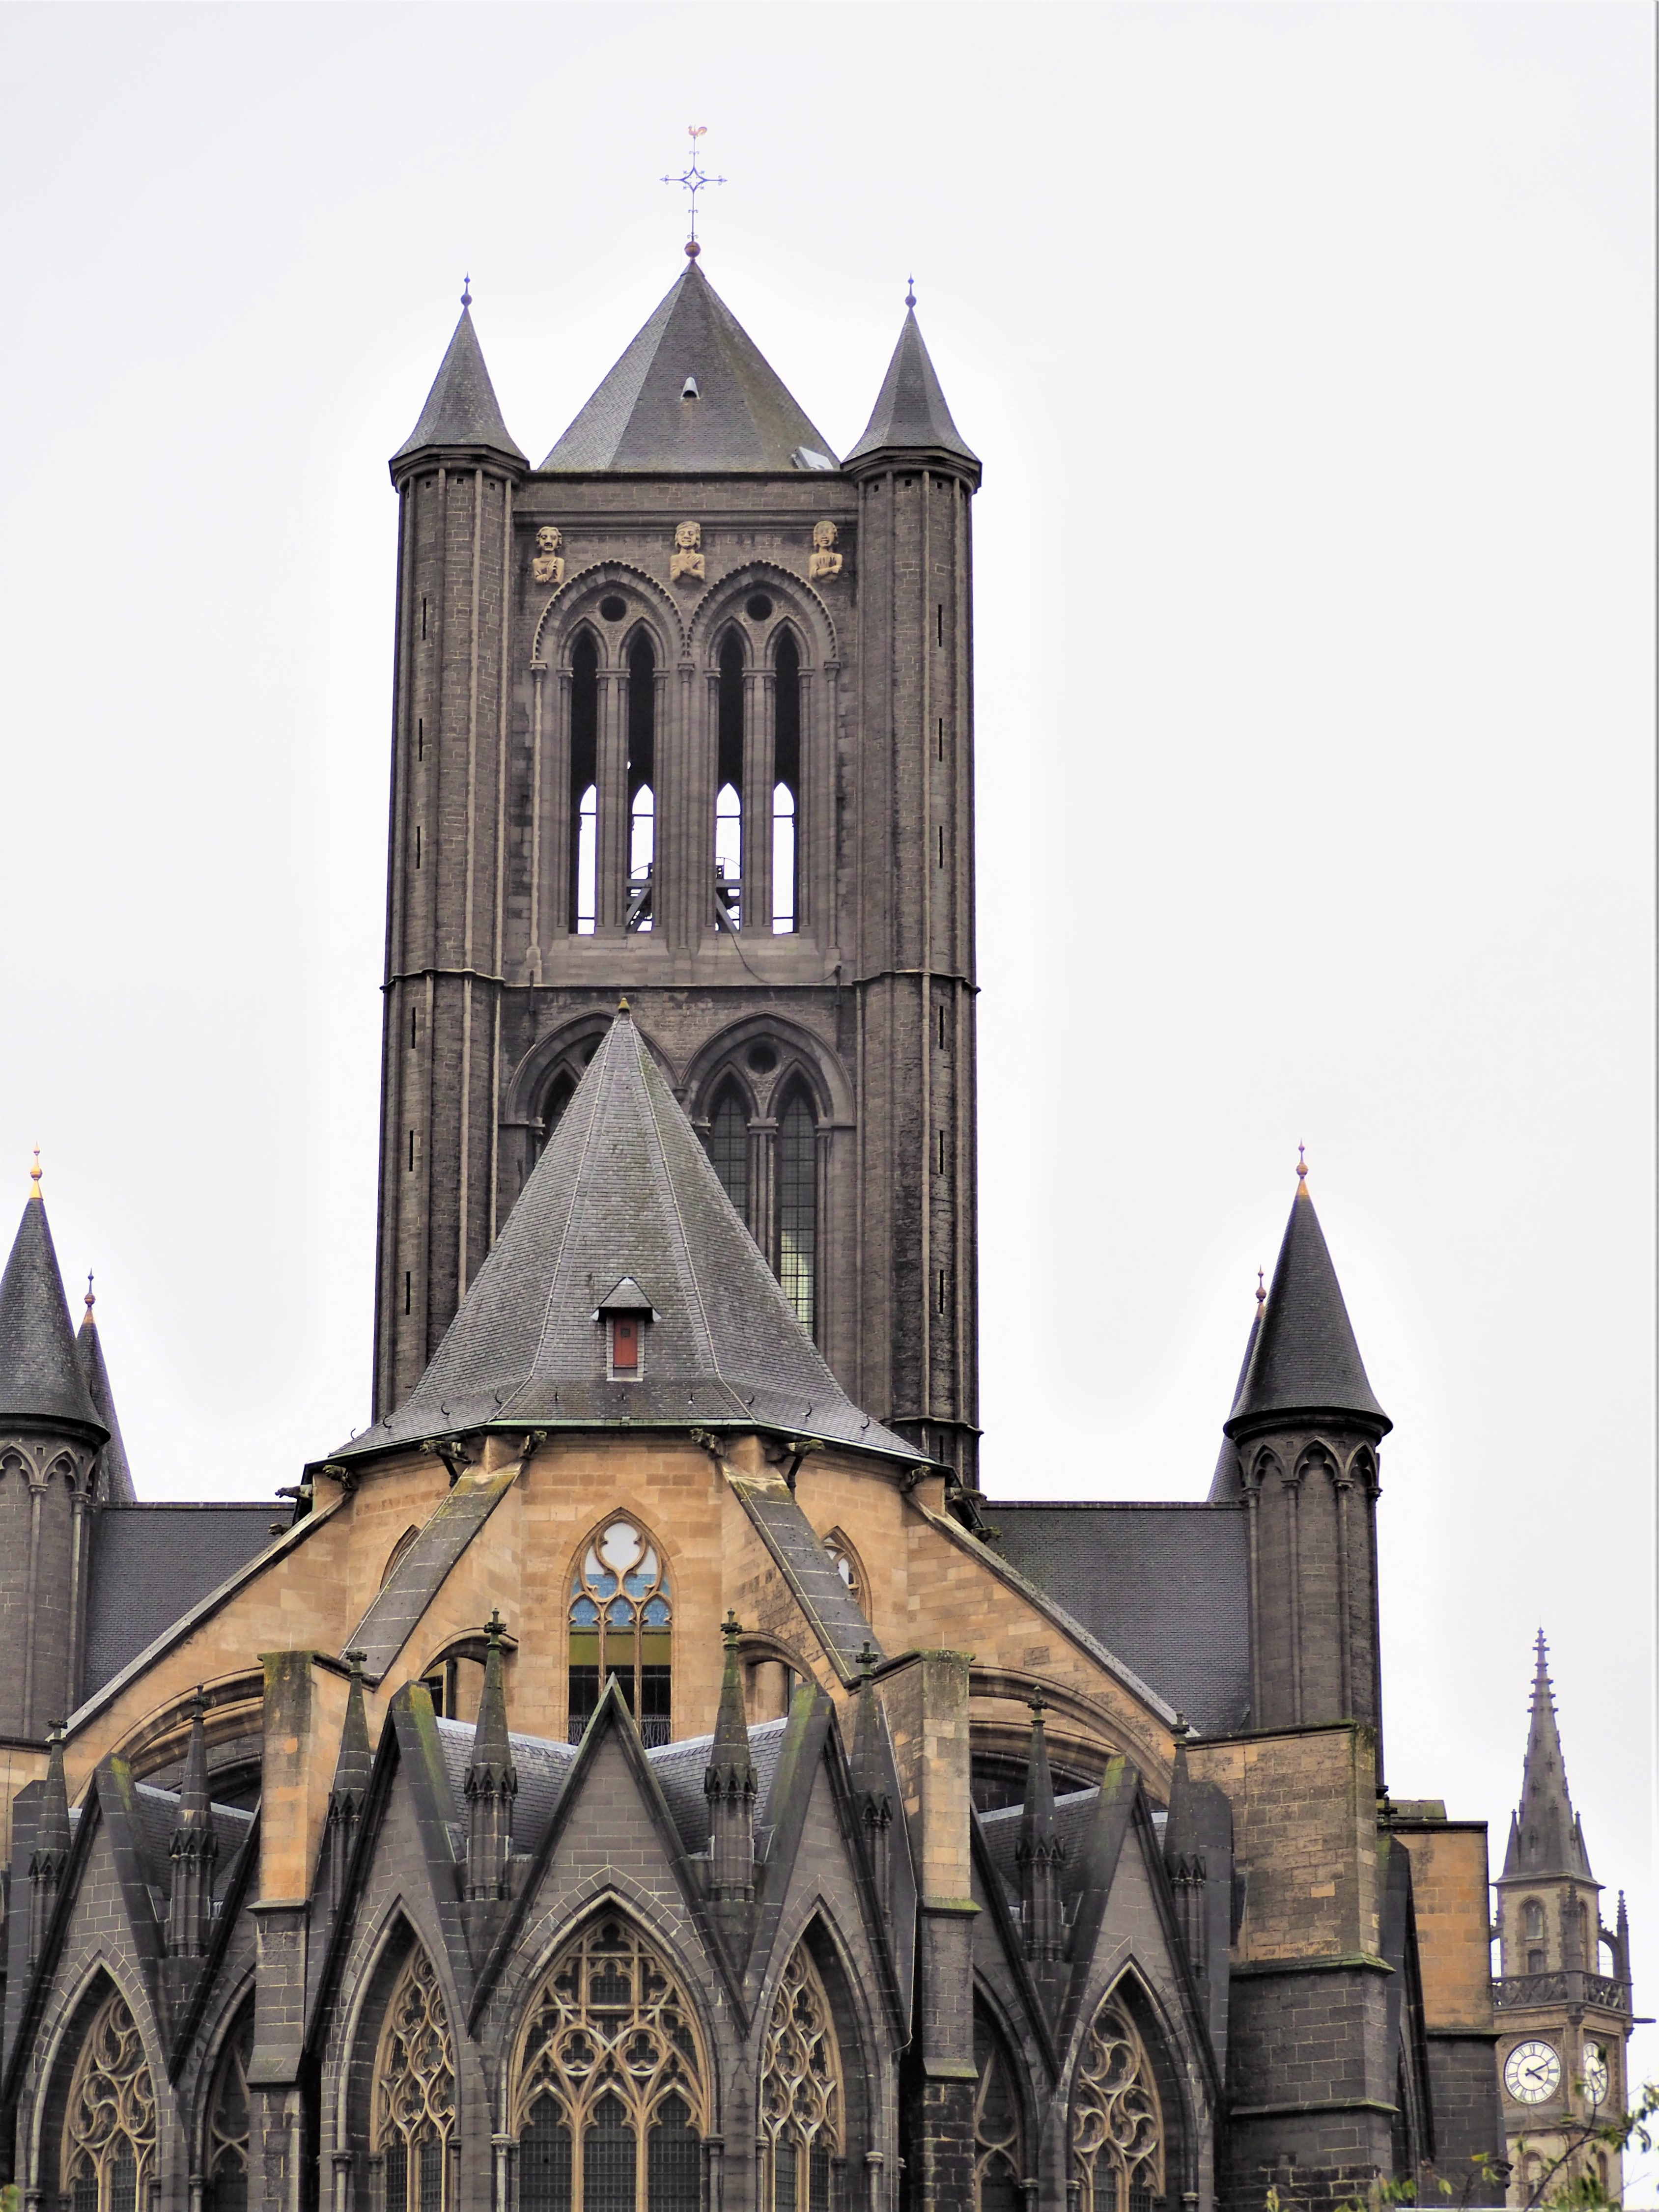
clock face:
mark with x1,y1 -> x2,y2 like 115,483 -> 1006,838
1583,2044 -> 1610,2107
1505,2040 -> 1562,2105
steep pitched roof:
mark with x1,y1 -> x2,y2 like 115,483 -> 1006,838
392,303 -> 527,472
77,1294 -> 136,1502
1500,1632 -> 1595,1881
541,263 -> 836,473
82,1505 -> 281,1697
343,1006 -> 920,1464
0,1180 -> 105,1438
845,306 -> 978,468
1207,1288 -> 1264,1501
1224,1170 -> 1389,1436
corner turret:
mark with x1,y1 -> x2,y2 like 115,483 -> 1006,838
463,1611 -> 516,1902
391,290 -> 526,485
75,1276 -> 136,1503
845,293 -> 980,481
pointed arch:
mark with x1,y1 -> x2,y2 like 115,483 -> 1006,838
703,1079 -> 753,1228
569,628 -> 600,935
774,1080 -> 818,1335
625,631 -> 658,933
1067,1967 -> 1198,2212
373,1942 -> 457,2212
507,1907 -> 709,2212
57,1981 -> 159,2212
200,1996 -> 254,2212
972,1998 -> 1029,2212
566,1513 -> 674,1746
759,1933 -> 845,2212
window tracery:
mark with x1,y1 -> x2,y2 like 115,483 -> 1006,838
759,1942 -> 843,2212
374,1948 -> 456,2212
973,2013 -> 1023,2212
568,1520 -> 672,1745
1069,1995 -> 1164,2212
820,1532 -> 862,1605
704,1089 -> 750,1222
205,2005 -> 253,2212
511,1915 -> 706,2212
776,1092 -> 816,1333
61,1988 -> 157,2212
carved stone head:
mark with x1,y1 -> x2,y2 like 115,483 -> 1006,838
812,520 -> 838,550
535,525 -> 563,555
675,520 -> 702,551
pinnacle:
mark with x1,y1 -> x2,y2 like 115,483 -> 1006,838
845,305 -> 978,470
393,303 -> 526,474
1224,1172 -> 1389,1438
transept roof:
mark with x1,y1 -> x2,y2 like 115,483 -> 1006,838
342,1005 -> 922,1465
540,262 -> 836,473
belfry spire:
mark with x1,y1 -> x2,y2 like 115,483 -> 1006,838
1501,1632 -> 1592,1880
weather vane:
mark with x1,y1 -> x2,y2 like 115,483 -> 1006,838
662,125 -> 725,260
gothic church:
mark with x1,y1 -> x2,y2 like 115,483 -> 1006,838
0,245 -> 1634,2212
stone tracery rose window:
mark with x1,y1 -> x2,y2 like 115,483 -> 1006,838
374,1948 -> 456,2212
511,1915 -> 705,2212
61,1988 -> 157,2212
568,1520 -> 673,1746
759,1941 -> 844,2212
1070,1996 -> 1165,2212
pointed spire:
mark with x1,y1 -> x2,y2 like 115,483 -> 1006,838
1015,1696 -> 1064,1963
845,298 -> 979,471
28,1722 -> 72,1967
1209,1276 -> 1267,1499
849,1642 -> 893,1921
0,1171 -> 106,1438
167,1690 -> 218,1960
464,1611 -> 517,1903
75,1279 -> 135,1502
326,1652 -> 373,1912
706,1613 -> 757,1908
392,300 -> 526,478
1224,1155 -> 1390,1438
1502,1631 -> 1593,1880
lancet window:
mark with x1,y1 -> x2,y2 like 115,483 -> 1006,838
627,637 -> 655,932
820,1531 -> 862,1605
776,1091 -> 816,1332
373,1948 -> 456,2212
973,2013 -> 1023,2212
61,1988 -> 157,2212
772,634 -> 801,934
570,634 -> 600,935
759,1942 -> 844,2212
705,1088 -> 750,1221
714,635 -> 745,930
204,2006 -> 254,2212
568,1520 -> 672,1746
1069,1996 -> 1165,2212
511,1915 -> 706,2212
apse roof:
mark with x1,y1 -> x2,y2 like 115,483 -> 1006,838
540,263 -> 836,473
337,1006 -> 921,1465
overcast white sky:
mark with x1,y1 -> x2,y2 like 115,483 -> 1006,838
1,0 -> 1653,2150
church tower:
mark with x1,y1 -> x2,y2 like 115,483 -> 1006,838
374,261 -> 983,1482
1493,1635 -> 1633,2206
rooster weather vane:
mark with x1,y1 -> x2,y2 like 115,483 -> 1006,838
662,125 -> 726,260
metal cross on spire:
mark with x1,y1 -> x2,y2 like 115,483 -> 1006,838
662,125 -> 725,260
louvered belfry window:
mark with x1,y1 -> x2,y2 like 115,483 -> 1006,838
1069,1996 -> 1165,2212
567,1520 -> 672,1745
61,1989 -> 157,2212
374,1949 -> 456,2212
759,1942 -> 843,2212
512,1916 -> 706,2212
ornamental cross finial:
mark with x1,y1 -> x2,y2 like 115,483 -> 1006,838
461,273 -> 472,309
905,275 -> 916,309
662,125 -> 725,259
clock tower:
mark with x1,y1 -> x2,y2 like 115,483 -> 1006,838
1492,1635 -> 1634,2206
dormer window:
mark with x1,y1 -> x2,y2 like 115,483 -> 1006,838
595,1276 -> 655,1381
682,375 -> 700,400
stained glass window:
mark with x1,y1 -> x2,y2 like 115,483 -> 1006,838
706,1091 -> 750,1225
777,1094 -> 816,1334
511,1916 -> 706,2212
760,1943 -> 842,2212
568,1520 -> 672,1746
374,1949 -> 455,2212
61,1989 -> 157,2212
1070,1997 -> 1164,2212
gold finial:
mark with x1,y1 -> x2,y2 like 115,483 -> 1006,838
1296,1142 -> 1308,1190
28,1147 -> 41,1198
1255,1267 -> 1265,1310
84,1271 -> 95,1323
617,995 -> 630,1014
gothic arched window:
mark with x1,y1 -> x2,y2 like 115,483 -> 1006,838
820,1531 -> 863,1607
973,2012 -> 1023,2212
570,633 -> 600,935
705,1087 -> 750,1222
568,1519 -> 672,1746
759,1941 -> 844,2212
204,2005 -> 253,2212
772,634 -> 801,935
61,1988 -> 157,2212
714,634 -> 745,930
627,637 -> 656,932
511,1915 -> 707,2212
374,1948 -> 456,2212
1523,1900 -> 1545,1941
1069,1995 -> 1165,2212
776,1091 -> 817,1333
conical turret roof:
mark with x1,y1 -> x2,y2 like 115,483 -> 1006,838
76,1285 -> 135,1502
845,305 -> 978,469
1208,1282 -> 1265,1500
0,1173 -> 105,1439
541,262 -> 836,473
1500,1632 -> 1595,1882
1224,1165 -> 1389,1437
338,1006 -> 920,1465
392,301 -> 526,474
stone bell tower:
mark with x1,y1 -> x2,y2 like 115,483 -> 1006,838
373,262 -> 983,1484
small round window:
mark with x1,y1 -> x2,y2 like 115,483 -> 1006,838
747,1044 -> 778,1074
745,593 -> 773,622
599,594 -> 627,622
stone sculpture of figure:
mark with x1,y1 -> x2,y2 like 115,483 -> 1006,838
531,526 -> 565,588
670,519 -> 705,584
808,519 -> 843,581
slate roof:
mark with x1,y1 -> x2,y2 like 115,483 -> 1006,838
393,304 -> 527,472
1226,1175 -> 1390,1436
128,1781 -> 253,1903
83,1506 -> 283,1698
845,308 -> 978,467
978,1787 -> 1103,1905
0,1187 -> 105,1437
77,1311 -> 136,1504
985,1502 -> 1252,1737
1500,1633 -> 1594,1881
339,1006 -> 920,1465
541,264 -> 836,473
